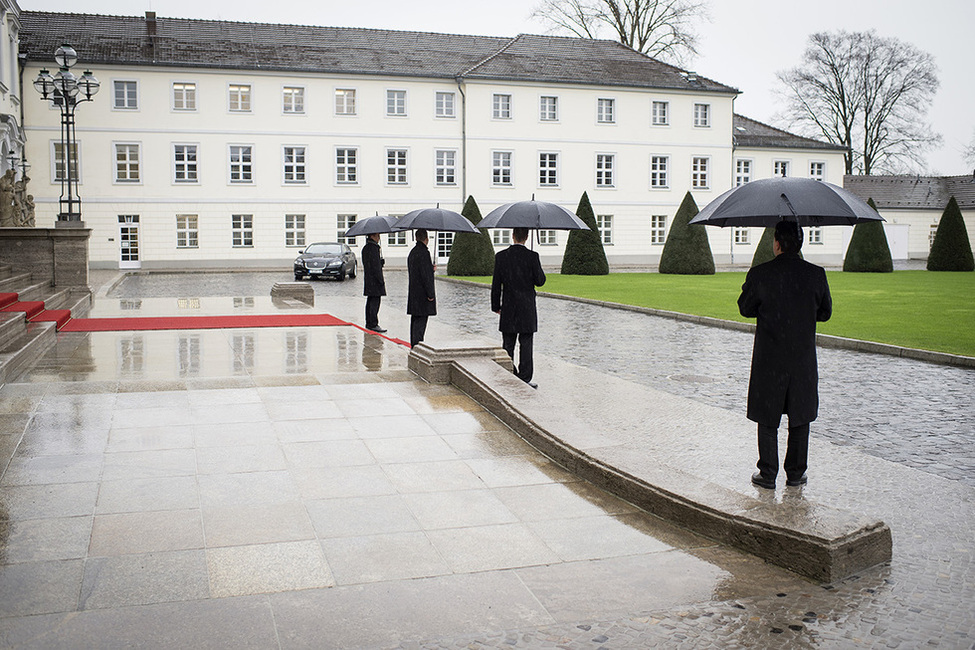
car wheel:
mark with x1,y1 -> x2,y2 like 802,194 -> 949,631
349,264 -> 357,279
294,274 -> 303,281
337,271 -> 345,281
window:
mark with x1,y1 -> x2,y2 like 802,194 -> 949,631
335,88 -> 356,115
172,82 -> 196,111
337,214 -> 357,245
228,84 -> 251,112
336,148 -> 358,184
229,145 -> 253,183
595,154 -> 614,187
929,224 -> 938,249
650,155 -> 669,188
691,156 -> 709,189
693,103 -> 710,127
650,215 -> 667,245
597,98 -> 615,123
173,144 -> 198,183
596,215 -> 613,245
435,150 -> 456,185
114,143 -> 140,183
774,160 -> 790,177
176,215 -> 198,248
493,93 -> 511,119
386,149 -> 408,184
492,151 -> 512,185
283,146 -> 306,184
232,214 -> 253,247
539,96 -> 558,121
538,230 -> 557,246
809,161 -> 825,181
492,229 -> 511,246
808,226 -> 823,244
735,159 -> 752,186
113,80 -> 138,109
283,86 -> 305,114
386,90 -> 407,116
652,101 -> 669,126
734,227 -> 750,245
539,152 -> 558,186
388,228 -> 407,246
285,214 -> 306,247
53,141 -> 79,182
435,91 -> 455,118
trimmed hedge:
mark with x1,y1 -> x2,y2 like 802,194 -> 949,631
927,196 -> 975,272
560,191 -> 610,275
843,198 -> 893,272
751,227 -> 775,267
446,195 -> 497,276
659,192 -> 715,275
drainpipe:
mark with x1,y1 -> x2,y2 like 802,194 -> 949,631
455,76 -> 466,207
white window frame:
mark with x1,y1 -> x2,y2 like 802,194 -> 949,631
435,149 -> 457,186
650,215 -> 667,245
651,100 -> 669,126
113,142 -> 141,184
774,160 -> 790,177
386,148 -> 408,185
596,214 -> 613,245
282,85 -> 305,114
282,146 -> 307,184
335,88 -> 356,115
176,214 -> 199,249
387,223 -> 408,247
492,229 -> 512,246
171,82 -> 197,111
808,226 -> 824,245
386,89 -> 407,116
691,156 -> 710,190
538,230 -> 558,246
492,150 -> 513,186
693,103 -> 710,127
335,147 -> 358,185
493,93 -> 512,119
595,153 -> 615,188
52,141 -> 80,184
435,91 -> 456,118
232,214 -> 254,247
173,143 -> 199,184
735,158 -> 752,186
337,214 -> 357,245
285,214 -> 306,247
597,97 -> 615,124
229,144 -> 254,184
539,95 -> 559,122
538,151 -> 559,187
809,161 -> 826,181
734,227 -> 750,245
228,84 -> 252,112
650,155 -> 669,189
112,79 -> 138,110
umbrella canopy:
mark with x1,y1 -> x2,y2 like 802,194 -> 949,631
393,207 -> 478,233
343,215 -> 399,237
689,177 -> 884,228
479,199 -> 590,230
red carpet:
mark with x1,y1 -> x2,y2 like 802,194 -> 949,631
2,300 -> 46,319
61,313 -> 349,332
32,309 -> 73,329
0,293 -> 17,308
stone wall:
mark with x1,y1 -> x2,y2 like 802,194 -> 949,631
0,226 -> 91,287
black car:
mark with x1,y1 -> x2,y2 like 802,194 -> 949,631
294,242 -> 357,281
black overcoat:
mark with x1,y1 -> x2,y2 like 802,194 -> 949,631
738,253 -> 832,427
406,241 -> 437,316
491,244 -> 546,333
361,238 -> 386,297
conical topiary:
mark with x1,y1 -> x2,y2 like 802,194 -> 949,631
927,196 -> 975,271
843,198 -> 893,272
658,192 -> 715,274
751,227 -> 775,267
446,195 -> 497,276
560,191 -> 609,275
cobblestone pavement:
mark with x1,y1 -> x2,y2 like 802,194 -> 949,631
102,271 -> 975,649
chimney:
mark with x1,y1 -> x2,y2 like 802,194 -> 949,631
146,11 -> 157,37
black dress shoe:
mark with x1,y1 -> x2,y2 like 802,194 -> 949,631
786,474 -> 807,486
751,472 -> 776,489
367,326 -> 387,333
527,381 -> 538,389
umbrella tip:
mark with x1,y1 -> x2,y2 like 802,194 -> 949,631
531,193 -> 535,201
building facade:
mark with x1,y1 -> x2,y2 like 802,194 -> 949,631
0,0 -> 24,179
20,11 -> 847,270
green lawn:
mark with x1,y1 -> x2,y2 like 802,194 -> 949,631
456,271 -> 975,357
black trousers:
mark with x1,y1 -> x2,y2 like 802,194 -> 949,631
757,422 -> 810,480
502,331 -> 534,383
365,296 -> 381,329
410,315 -> 428,348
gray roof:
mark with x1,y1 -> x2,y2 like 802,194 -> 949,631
733,114 -> 847,152
844,174 -> 975,211
20,11 -> 737,93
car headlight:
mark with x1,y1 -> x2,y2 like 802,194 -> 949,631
328,259 -> 342,267
294,258 -> 305,267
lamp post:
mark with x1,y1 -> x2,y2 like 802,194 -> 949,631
32,44 -> 99,225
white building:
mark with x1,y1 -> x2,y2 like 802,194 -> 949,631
0,0 -> 23,177
20,11 -> 847,270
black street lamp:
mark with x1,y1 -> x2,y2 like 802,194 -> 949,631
32,44 -> 99,224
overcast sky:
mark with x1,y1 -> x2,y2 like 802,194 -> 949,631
20,0 -> 974,174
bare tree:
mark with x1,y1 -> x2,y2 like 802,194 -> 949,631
531,0 -> 708,66
777,30 -> 941,175
964,129 -> 975,169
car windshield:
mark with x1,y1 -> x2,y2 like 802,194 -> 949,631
304,244 -> 343,255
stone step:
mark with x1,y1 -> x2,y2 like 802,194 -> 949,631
0,319 -> 57,384
0,272 -> 34,295
0,263 -> 11,280
0,311 -> 26,351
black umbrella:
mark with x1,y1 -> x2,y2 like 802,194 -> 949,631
343,215 -> 399,237
479,198 -> 590,230
689,177 -> 884,227
393,206 -> 478,233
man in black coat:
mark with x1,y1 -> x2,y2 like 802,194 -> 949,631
361,233 -> 387,333
491,227 -> 546,387
738,220 -> 832,489
406,229 -> 436,347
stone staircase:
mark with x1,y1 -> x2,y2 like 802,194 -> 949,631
0,263 -> 92,384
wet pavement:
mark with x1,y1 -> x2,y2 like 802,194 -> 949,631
0,269 -> 973,648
